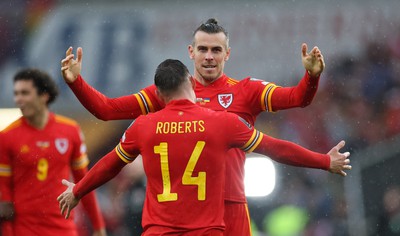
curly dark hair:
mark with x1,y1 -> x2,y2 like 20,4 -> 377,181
14,68 -> 59,105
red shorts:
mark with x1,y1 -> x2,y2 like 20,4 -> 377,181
224,201 -> 252,236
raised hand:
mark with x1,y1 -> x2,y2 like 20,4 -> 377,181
301,43 -> 325,78
61,47 -> 83,83
57,179 -> 80,219
327,140 -> 351,177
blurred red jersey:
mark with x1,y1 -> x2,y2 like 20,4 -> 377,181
116,99 -> 263,234
0,113 -> 89,236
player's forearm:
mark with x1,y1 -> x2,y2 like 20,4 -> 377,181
254,134 -> 330,170
73,151 -> 126,199
271,71 -> 320,110
0,177 -> 14,220
72,164 -> 105,229
293,71 -> 320,107
80,192 -> 105,230
68,75 -> 140,120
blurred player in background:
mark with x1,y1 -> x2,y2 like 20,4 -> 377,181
0,69 -> 106,236
61,18 -> 326,235
58,59 -> 350,235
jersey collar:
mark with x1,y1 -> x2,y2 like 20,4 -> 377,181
195,74 -> 229,88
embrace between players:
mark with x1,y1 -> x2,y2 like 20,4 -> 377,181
1,18 -> 351,236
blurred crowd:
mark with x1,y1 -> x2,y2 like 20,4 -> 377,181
247,38 -> 400,236
0,0 -> 55,67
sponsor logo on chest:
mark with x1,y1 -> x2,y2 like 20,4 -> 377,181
36,141 -> 50,149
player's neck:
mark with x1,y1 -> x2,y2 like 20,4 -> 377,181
194,72 -> 223,86
165,90 -> 196,104
26,109 -> 50,130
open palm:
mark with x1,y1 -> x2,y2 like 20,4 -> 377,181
301,43 -> 325,78
61,47 -> 83,83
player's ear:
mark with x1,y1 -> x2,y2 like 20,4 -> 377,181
224,47 -> 231,61
155,89 -> 161,100
155,89 -> 167,104
41,93 -> 50,106
188,45 -> 194,60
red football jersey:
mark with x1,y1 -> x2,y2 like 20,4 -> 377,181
69,72 -> 318,204
68,72 -> 320,236
115,100 -> 263,234
137,75 -> 277,203
0,113 -> 90,236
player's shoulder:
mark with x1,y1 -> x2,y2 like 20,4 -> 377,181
225,75 -> 240,85
239,76 -> 273,87
208,110 -> 252,131
223,74 -> 271,89
195,104 -> 220,116
140,84 -> 157,95
207,108 -> 233,120
1,117 -> 23,134
130,113 -> 154,128
217,111 -> 253,130
54,114 -> 79,127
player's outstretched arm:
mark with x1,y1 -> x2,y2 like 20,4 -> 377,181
58,150 -> 127,219
60,46 -> 158,121
301,43 -> 325,78
61,47 -> 82,84
327,140 -> 352,176
269,43 -> 325,111
60,47 -> 166,121
253,135 -> 351,176
72,167 -> 106,235
58,180 -> 108,236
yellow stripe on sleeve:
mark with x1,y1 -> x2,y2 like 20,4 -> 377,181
242,130 -> 257,150
0,164 -> 11,177
134,94 -> 147,115
72,154 -> 90,170
267,86 -> 279,112
246,133 -> 263,153
260,83 -> 272,111
141,90 -> 155,113
260,83 -> 275,112
242,130 -> 264,153
115,143 -> 136,163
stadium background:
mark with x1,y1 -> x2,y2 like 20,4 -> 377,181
1,0 -> 400,235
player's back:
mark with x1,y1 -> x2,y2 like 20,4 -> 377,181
125,99 -> 257,234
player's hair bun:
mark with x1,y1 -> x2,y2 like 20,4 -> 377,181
206,18 -> 218,25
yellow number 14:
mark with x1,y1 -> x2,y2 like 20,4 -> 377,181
154,141 -> 206,202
